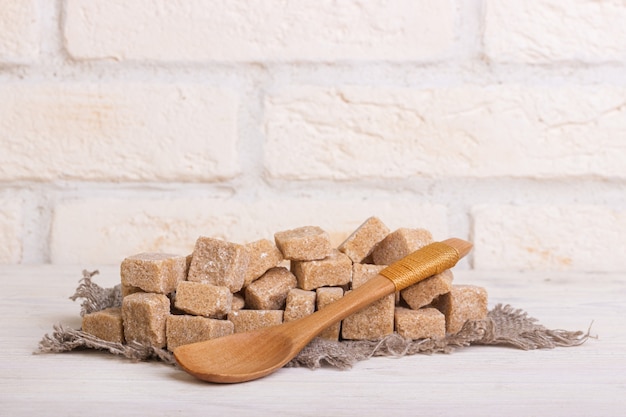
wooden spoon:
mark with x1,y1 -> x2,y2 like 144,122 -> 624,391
174,238 -> 472,383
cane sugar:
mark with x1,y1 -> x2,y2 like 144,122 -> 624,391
274,226 -> 332,261
341,264 -> 396,340
120,253 -> 187,295
401,270 -> 454,310
121,283 -> 143,298
187,237 -> 249,293
351,263 -> 386,289
82,307 -> 124,344
283,289 -> 316,322
243,239 -> 284,287
122,293 -> 170,348
292,250 -> 352,291
352,262 -> 399,304
434,285 -> 488,334
371,228 -> 433,265
315,287 -> 344,341
341,264 -> 395,340
166,315 -> 234,350
109,223 -> 487,351
338,217 -> 390,263
227,309 -> 284,333
341,292 -> 395,340
232,292 -> 245,311
174,281 -> 232,318
395,307 -> 446,340
245,267 -> 297,310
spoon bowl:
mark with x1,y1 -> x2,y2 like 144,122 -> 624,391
175,324 -> 301,383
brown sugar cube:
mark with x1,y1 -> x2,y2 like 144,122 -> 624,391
341,266 -> 395,340
292,250 -> 352,291
245,267 -> 297,310
166,315 -> 234,350
371,228 -> 433,265
338,217 -> 390,263
352,262 -> 401,303
400,270 -> 454,310
187,237 -> 250,293
316,287 -> 344,341
120,252 -> 187,295
283,288 -> 316,322
395,307 -> 446,340
227,309 -> 284,333
243,239 -> 284,287
434,285 -> 488,334
121,283 -> 143,298
351,263 -> 387,289
352,264 -> 400,305
274,226 -> 332,261
122,292 -> 170,348
341,292 -> 395,340
174,281 -> 232,318
232,292 -> 245,312
82,307 -> 124,344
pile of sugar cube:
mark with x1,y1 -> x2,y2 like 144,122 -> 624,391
81,217 -> 488,351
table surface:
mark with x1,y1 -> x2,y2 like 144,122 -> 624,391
1,265 -> 625,417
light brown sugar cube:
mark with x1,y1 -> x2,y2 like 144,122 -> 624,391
174,281 -> 232,318
341,292 -> 395,340
245,267 -> 297,310
121,283 -> 143,298
315,287 -> 344,341
351,263 -> 386,289
166,315 -> 234,350
82,307 -> 124,344
434,285 -> 488,334
353,263 -> 402,305
292,250 -> 352,291
122,293 -> 170,348
120,253 -> 187,295
340,262 -> 395,340
371,228 -> 433,265
338,217 -> 390,263
187,237 -> 249,293
227,309 -> 284,333
283,288 -> 316,322
352,262 -> 400,304
395,307 -> 446,340
400,270 -> 454,310
274,226 -> 332,261
232,292 -> 245,312
243,239 -> 284,287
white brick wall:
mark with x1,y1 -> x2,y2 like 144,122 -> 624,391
0,197 -> 22,263
0,83 -> 239,181
51,198 -> 447,264
264,85 -> 626,180
0,1 -> 624,273
484,0 -> 626,63
0,0 -> 39,62
473,205 -> 626,272
64,0 -> 456,61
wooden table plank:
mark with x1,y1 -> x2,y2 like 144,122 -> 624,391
1,266 -> 624,417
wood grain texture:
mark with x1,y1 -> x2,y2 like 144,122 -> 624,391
1,265 -> 625,416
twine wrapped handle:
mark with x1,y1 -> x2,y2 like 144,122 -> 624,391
379,239 -> 470,291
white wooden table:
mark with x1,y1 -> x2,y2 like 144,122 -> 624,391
1,265 -> 625,417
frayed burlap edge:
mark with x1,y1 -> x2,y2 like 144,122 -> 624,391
36,270 -> 591,370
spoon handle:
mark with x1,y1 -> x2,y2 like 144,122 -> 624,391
379,238 -> 467,291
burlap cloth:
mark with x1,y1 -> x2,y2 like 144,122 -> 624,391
37,270 -> 590,370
